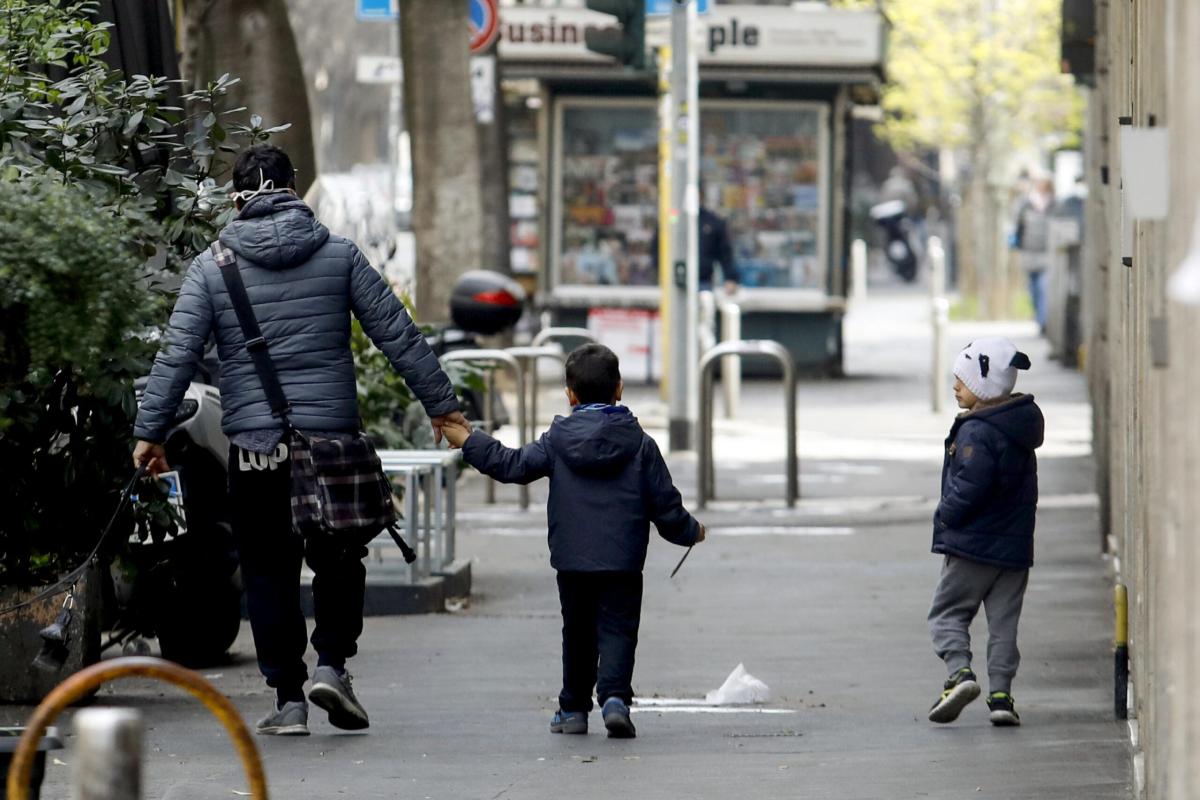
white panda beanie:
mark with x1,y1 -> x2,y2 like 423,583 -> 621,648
953,337 -> 1032,401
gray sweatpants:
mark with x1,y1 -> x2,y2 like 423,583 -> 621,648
928,555 -> 1029,694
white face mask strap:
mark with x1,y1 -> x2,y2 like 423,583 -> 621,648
231,168 -> 290,203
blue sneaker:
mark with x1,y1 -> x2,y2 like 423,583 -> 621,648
550,709 -> 588,734
601,698 -> 636,739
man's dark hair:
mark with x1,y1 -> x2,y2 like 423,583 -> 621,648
565,343 -> 621,405
233,144 -> 295,192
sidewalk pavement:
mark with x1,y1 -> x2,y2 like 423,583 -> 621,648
9,289 -> 1130,799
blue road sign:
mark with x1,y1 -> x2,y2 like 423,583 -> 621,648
646,0 -> 709,14
357,0 -> 397,22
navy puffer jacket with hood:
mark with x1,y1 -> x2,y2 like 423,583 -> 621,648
932,394 -> 1044,569
134,194 -> 458,443
462,405 -> 701,572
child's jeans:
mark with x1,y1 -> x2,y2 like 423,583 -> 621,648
556,571 -> 643,713
928,555 -> 1029,694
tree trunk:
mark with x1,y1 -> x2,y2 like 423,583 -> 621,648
400,0 -> 485,321
475,41 -> 512,276
180,0 -> 317,195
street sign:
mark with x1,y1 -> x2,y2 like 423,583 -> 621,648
357,0 -> 397,22
355,55 -> 402,84
469,0 -> 500,53
646,0 -> 708,15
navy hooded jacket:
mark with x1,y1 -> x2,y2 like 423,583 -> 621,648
932,394 -> 1044,569
461,406 -> 701,572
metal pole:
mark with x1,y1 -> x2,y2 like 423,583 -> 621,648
851,238 -> 868,306
445,458 -> 457,563
720,302 -> 741,419
782,350 -> 798,508
667,0 -> 699,452
484,369 -> 497,504
71,708 -> 142,800
929,236 -> 949,413
405,469 -> 419,582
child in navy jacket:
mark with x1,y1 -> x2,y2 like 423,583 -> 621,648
442,343 -> 703,738
927,337 -> 1044,727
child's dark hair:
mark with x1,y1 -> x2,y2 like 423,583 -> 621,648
565,343 -> 621,405
233,144 -> 295,192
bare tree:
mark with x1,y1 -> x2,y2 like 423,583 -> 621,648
180,0 -> 317,195
399,0 -> 485,320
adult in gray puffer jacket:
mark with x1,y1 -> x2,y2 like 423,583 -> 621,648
132,145 -> 467,738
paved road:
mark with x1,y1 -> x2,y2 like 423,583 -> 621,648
10,290 -> 1131,799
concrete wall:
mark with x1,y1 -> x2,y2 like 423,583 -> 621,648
1084,1 -> 1200,797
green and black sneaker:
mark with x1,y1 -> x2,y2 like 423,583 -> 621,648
928,667 -> 981,724
987,692 -> 1021,726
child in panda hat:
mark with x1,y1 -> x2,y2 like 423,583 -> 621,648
926,337 -> 1044,727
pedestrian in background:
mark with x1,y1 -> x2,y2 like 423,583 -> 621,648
133,144 -> 468,736
441,344 -> 704,739
652,188 -> 741,294
1011,176 -> 1055,333
926,337 -> 1043,727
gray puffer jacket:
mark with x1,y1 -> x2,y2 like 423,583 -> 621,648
134,193 -> 458,444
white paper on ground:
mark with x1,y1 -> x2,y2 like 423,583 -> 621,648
705,663 -> 771,705
1169,207 -> 1200,305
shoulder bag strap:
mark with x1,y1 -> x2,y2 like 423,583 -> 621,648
211,242 -> 292,422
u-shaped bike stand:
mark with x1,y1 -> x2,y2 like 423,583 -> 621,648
697,340 -> 798,509
6,657 -> 268,800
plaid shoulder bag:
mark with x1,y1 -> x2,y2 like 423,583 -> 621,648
212,242 -> 415,560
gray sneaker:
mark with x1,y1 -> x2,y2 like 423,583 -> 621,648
255,700 -> 309,736
308,666 -> 370,730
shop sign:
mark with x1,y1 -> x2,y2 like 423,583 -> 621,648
498,6 -> 883,68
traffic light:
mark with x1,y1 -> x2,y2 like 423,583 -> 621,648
584,0 -> 646,70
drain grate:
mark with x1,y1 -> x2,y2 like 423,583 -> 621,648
725,731 -> 803,739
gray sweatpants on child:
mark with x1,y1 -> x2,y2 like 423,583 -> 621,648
928,555 -> 1029,694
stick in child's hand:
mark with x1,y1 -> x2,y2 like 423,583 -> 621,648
670,545 -> 694,579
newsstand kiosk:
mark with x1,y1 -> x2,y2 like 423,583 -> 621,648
498,3 -> 886,377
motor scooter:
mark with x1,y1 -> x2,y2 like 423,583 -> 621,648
869,199 -> 920,283
112,352 -> 242,667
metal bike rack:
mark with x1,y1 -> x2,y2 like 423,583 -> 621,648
440,349 -> 528,509
718,302 -> 742,419
507,345 -> 567,440
531,327 -> 596,349
378,449 -> 462,572
697,340 -> 798,509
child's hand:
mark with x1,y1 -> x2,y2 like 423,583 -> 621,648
442,420 -> 472,449
695,524 -> 706,543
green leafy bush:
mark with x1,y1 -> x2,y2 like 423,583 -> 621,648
0,179 -> 154,586
0,0 -> 273,586
0,0 -> 284,277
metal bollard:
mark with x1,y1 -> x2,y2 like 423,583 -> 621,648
72,709 -> 142,800
1115,583 -> 1129,719
929,236 -> 949,414
440,350 -> 528,510
851,238 -> 868,306
7,657 -> 268,800
697,340 -> 798,509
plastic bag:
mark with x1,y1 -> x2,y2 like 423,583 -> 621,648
705,663 -> 770,705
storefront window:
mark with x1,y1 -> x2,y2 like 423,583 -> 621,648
554,99 -> 827,293
557,102 -> 658,287
700,104 -> 826,290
